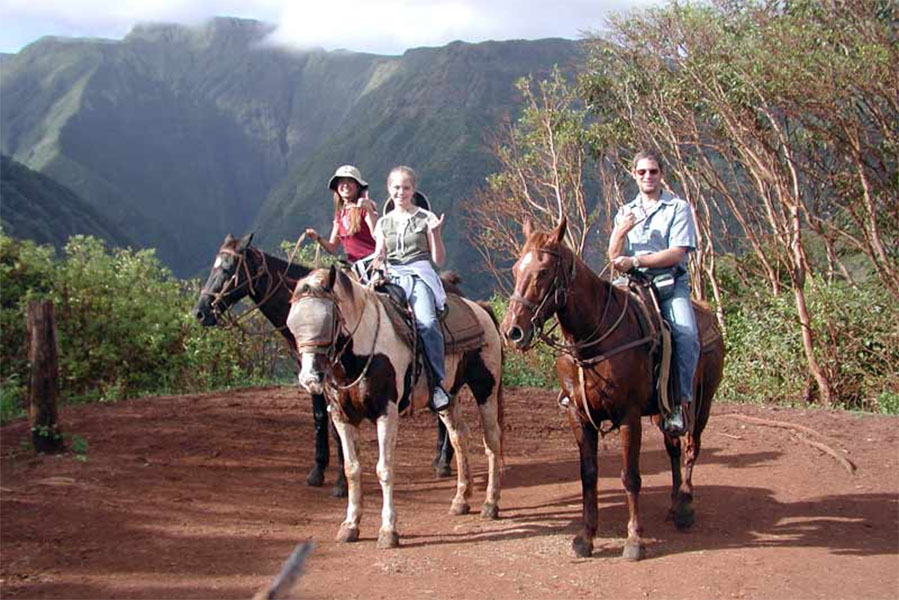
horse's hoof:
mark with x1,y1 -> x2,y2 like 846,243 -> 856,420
572,536 -> 593,558
449,501 -> 471,516
306,466 -> 325,487
336,524 -> 359,543
434,462 -> 452,478
331,480 -> 348,498
480,502 -> 499,520
377,530 -> 400,549
672,506 -> 695,530
622,539 -> 644,561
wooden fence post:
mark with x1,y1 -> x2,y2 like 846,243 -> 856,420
27,300 -> 65,453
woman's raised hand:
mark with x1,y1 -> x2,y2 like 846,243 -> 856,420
428,213 -> 446,233
305,227 -> 319,241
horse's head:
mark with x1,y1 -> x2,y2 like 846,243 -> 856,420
288,265 -> 345,394
502,216 -> 573,351
194,233 -> 256,326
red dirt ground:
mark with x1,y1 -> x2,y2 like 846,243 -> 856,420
1,386 -> 897,600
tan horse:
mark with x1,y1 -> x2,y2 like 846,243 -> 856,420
501,217 -> 724,560
288,265 -> 504,548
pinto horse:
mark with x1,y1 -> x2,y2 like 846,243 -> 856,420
288,265 -> 504,548
193,234 -> 456,497
501,217 -> 724,560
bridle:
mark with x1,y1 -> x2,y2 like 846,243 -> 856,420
291,283 -> 381,391
509,244 -> 651,366
200,245 -> 290,331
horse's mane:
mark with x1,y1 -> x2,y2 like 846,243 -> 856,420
253,247 -> 313,281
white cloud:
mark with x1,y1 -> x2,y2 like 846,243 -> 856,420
0,0 -> 655,55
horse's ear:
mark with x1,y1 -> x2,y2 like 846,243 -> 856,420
522,217 -> 534,239
326,264 -> 338,291
224,233 -> 235,244
237,233 -> 254,251
552,215 -> 568,244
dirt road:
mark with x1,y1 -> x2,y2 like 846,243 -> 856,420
1,386 -> 897,599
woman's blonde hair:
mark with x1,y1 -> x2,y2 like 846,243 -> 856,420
388,165 -> 417,187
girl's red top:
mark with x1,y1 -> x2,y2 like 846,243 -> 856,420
337,207 -> 376,262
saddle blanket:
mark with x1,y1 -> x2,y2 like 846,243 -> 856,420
378,292 -> 486,354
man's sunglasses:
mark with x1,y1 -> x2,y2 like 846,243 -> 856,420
636,168 -> 660,176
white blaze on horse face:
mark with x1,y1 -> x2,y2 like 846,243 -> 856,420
214,256 -> 223,269
298,353 -> 323,393
518,251 -> 534,274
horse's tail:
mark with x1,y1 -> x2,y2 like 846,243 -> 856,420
476,299 -> 505,461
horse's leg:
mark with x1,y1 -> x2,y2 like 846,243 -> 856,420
438,402 -> 472,515
619,412 -> 645,561
433,418 -> 454,478
375,402 -> 400,548
568,405 -> 599,558
306,393 -> 329,487
477,390 -> 503,520
330,418 -> 347,498
671,379 -> 712,529
331,411 -> 362,543
659,417 -> 692,529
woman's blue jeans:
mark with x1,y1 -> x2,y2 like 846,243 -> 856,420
407,278 -> 445,385
660,277 -> 700,403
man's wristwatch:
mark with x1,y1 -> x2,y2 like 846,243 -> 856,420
632,256 -> 641,269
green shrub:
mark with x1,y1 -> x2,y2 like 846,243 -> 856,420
719,271 -> 898,410
0,233 -> 291,417
487,295 -> 557,388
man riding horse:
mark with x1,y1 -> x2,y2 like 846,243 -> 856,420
608,150 -> 701,436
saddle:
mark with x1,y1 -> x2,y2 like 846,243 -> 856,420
614,273 -> 677,416
376,283 -> 486,354
615,271 -> 722,417
371,282 -> 485,413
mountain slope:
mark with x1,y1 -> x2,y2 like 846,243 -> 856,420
0,155 -> 132,248
0,18 -> 582,289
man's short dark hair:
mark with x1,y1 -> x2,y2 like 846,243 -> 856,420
631,150 -> 664,172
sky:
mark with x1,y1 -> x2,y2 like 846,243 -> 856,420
0,0 -> 656,56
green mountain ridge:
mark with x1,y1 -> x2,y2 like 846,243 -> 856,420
0,155 -> 132,249
1,17 -> 582,292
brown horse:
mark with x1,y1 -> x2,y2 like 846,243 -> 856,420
501,217 -> 724,560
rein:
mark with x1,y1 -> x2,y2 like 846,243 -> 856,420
202,245 -> 298,338
510,247 -> 654,367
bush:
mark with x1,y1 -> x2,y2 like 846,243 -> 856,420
719,271 -> 899,411
0,233 -> 289,422
487,295 -> 557,388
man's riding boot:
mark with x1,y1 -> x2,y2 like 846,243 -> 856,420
431,386 -> 451,412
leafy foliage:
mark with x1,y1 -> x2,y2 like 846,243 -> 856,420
0,232 -> 282,422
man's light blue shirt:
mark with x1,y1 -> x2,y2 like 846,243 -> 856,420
614,190 -> 697,273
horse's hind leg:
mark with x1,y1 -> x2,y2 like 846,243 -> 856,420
661,426 -> 692,529
438,402 -> 473,516
433,418 -> 454,478
375,403 -> 400,548
477,387 -> 503,520
331,412 -> 362,543
330,419 -> 347,498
